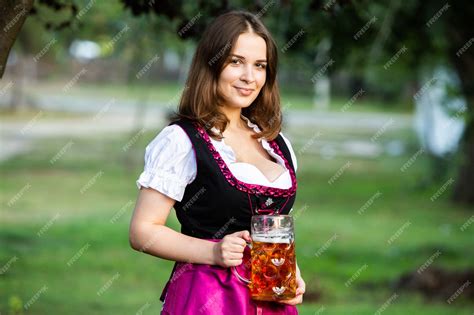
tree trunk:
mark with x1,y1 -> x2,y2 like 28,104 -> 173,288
0,0 -> 34,78
447,4 -> 474,206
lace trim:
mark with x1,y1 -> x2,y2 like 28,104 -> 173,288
194,122 -> 297,197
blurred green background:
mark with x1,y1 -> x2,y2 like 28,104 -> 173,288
1,1 -> 473,314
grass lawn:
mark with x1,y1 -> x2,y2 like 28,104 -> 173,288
1,122 -> 472,314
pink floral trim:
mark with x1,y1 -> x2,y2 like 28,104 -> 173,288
194,122 -> 297,197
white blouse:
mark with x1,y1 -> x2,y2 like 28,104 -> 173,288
136,115 -> 298,202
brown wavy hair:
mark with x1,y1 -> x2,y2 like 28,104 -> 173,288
171,10 -> 281,141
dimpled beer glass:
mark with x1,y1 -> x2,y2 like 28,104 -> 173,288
249,215 -> 297,301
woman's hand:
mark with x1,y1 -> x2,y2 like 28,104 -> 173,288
277,271 -> 306,305
213,230 -> 252,268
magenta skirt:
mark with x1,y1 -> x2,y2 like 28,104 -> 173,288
160,239 -> 298,315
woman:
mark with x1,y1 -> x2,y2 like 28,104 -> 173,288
129,10 -> 305,314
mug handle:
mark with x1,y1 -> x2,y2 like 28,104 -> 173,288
231,242 -> 252,284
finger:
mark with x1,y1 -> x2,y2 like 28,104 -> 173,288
296,278 -> 306,293
224,236 -> 245,248
227,259 -> 243,266
277,299 -> 297,305
241,230 -> 252,243
229,237 -> 247,247
226,243 -> 246,253
227,252 -> 244,260
278,296 -> 302,305
232,230 -> 251,243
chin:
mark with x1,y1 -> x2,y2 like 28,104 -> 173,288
225,99 -> 252,109
236,101 -> 253,109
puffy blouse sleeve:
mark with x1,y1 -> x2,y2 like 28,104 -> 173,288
136,125 -> 196,202
280,132 -> 298,172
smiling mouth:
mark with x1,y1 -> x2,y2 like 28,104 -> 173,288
234,87 -> 255,92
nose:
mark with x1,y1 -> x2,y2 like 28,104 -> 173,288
240,64 -> 255,84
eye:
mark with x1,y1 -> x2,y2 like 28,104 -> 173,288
231,58 -> 242,65
256,63 -> 267,69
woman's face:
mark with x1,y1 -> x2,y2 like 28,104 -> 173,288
217,32 -> 267,110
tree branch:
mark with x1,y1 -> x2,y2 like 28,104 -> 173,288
0,0 -> 35,78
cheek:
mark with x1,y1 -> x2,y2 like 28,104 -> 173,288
218,68 -> 237,92
220,66 -> 240,83
256,72 -> 266,90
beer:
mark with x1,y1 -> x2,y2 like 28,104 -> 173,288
249,215 -> 297,301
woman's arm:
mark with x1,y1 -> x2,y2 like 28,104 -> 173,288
129,187 -> 216,265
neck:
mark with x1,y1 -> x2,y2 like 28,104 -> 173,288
220,106 -> 246,130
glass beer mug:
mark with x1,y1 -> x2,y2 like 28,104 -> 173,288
249,215 -> 297,301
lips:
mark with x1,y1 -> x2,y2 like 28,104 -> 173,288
234,86 -> 254,96
234,87 -> 254,92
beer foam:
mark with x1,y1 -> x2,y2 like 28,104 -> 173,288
251,233 -> 292,244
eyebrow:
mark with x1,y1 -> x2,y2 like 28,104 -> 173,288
230,54 -> 267,63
